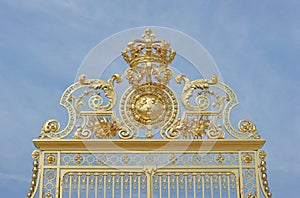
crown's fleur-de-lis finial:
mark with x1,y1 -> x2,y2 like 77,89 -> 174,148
121,28 -> 176,86
142,28 -> 156,42
122,28 -> 176,68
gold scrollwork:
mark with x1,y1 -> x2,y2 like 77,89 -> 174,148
38,28 -> 262,140
39,81 -> 81,139
175,74 -> 219,111
195,94 -> 210,110
74,115 -> 132,139
125,62 -> 174,86
78,74 -> 122,111
165,113 -> 225,139
88,94 -> 103,110
207,123 -> 225,139
213,82 -> 260,139
40,74 -> 121,139
41,119 -> 60,138
174,74 -> 260,139
238,120 -> 258,137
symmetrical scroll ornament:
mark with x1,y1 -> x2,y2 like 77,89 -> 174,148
39,28 -> 261,140
125,62 -> 174,86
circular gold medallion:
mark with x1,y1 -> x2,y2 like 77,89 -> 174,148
120,82 -> 178,129
135,94 -> 165,121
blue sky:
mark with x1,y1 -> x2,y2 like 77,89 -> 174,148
0,0 -> 299,197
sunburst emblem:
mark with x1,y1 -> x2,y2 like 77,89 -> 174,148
120,82 -> 179,138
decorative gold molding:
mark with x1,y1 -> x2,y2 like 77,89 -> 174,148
33,139 -> 266,151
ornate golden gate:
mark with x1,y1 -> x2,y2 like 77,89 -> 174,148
26,29 -> 272,198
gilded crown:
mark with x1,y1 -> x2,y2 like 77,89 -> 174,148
122,28 -> 176,67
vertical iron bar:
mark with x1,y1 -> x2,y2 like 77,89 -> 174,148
227,175 -> 230,198
185,174 -> 188,198
112,174 -> 115,198
146,172 -> 152,198
201,175 -> 205,198
218,174 -> 222,198
103,174 -> 107,198
159,175 -> 162,198
193,175 -> 196,198
168,174 -> 171,198
95,174 -> 98,198
138,174 -> 141,198
121,174 -> 124,198
39,153 -> 44,198
77,174 -> 81,198
210,174 -> 213,198
176,175 -> 179,198
69,174 -> 72,198
255,152 -> 260,198
238,152 -> 243,198
86,174 -> 89,198
236,175 -> 239,198
57,152 -> 61,198
129,174 -> 132,198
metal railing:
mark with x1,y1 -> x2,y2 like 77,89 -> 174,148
59,169 -> 238,198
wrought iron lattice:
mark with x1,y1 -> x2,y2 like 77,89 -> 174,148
26,28 -> 272,198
